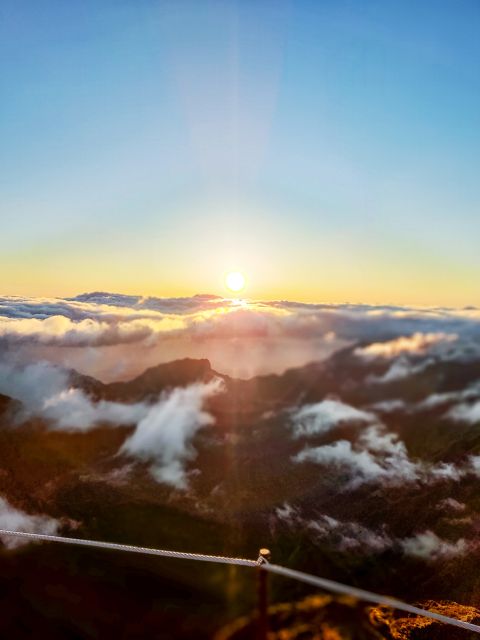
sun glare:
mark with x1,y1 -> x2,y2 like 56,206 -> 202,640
226,271 -> 246,293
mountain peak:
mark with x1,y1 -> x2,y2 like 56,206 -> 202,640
101,358 -> 218,402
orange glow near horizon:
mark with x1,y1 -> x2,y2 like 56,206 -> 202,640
2,244 -> 480,308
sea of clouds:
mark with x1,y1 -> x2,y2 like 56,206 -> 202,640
2,292 -> 480,554
2,291 -> 480,380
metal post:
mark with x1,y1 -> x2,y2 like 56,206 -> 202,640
257,548 -> 271,640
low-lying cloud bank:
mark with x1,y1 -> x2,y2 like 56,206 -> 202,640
290,398 -> 480,489
0,360 -> 223,489
276,504 -> 472,563
290,400 -> 375,438
0,361 -> 147,430
354,332 -> 458,360
2,292 -> 480,379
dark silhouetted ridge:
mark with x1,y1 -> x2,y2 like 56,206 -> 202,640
102,358 -> 219,402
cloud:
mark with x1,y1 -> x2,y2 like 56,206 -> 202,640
7,356 -> 477,493
428,462 -> 465,482
0,359 -> 224,489
308,515 -> 393,554
2,295 -> 479,347
290,399 -> 377,438
355,332 -> 458,360
354,332 -> 478,385
0,313 -> 189,348
0,361 -> 147,431
70,292 -> 222,315
368,356 -> 434,384
415,383 -> 480,411
293,425 -> 419,489
292,418 -> 480,489
468,456 -> 480,475
2,293 -> 480,380
0,295 -> 342,379
446,400 -> 480,425
0,293 -> 223,322
400,531 -> 468,562
369,399 -> 407,413
276,506 -> 470,561
275,503 -> 300,526
120,379 -> 224,489
0,497 -> 60,549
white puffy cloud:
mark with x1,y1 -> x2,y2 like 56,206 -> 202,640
355,332 -> 458,360
369,399 -> 407,413
120,379 -> 224,489
400,531 -> 468,562
0,361 -> 147,431
0,315 -> 158,347
293,425 -> 418,489
0,359 -> 224,489
292,417 -> 480,489
468,456 -> 480,475
368,356 -> 434,384
290,399 -> 377,438
428,462 -> 465,482
42,389 -> 149,432
0,497 -> 60,549
446,400 -> 480,425
355,332 -> 474,386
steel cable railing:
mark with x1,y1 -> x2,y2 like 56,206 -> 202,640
261,562 -> 480,633
0,529 -> 261,567
0,528 -> 479,634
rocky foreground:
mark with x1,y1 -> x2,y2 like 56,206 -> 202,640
215,595 -> 480,639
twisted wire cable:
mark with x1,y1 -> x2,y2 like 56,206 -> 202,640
261,562 -> 480,634
0,529 -> 261,567
1,528 -> 479,633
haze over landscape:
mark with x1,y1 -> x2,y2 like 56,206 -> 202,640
3,0 -> 480,638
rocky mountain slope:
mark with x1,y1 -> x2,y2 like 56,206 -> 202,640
1,344 -> 480,637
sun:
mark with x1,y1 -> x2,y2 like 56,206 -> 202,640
225,271 -> 246,293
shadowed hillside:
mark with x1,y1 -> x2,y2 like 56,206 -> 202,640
2,348 -> 480,636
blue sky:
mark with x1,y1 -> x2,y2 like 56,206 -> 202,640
2,0 -> 480,304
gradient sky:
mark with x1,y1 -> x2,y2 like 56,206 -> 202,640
2,0 -> 480,305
